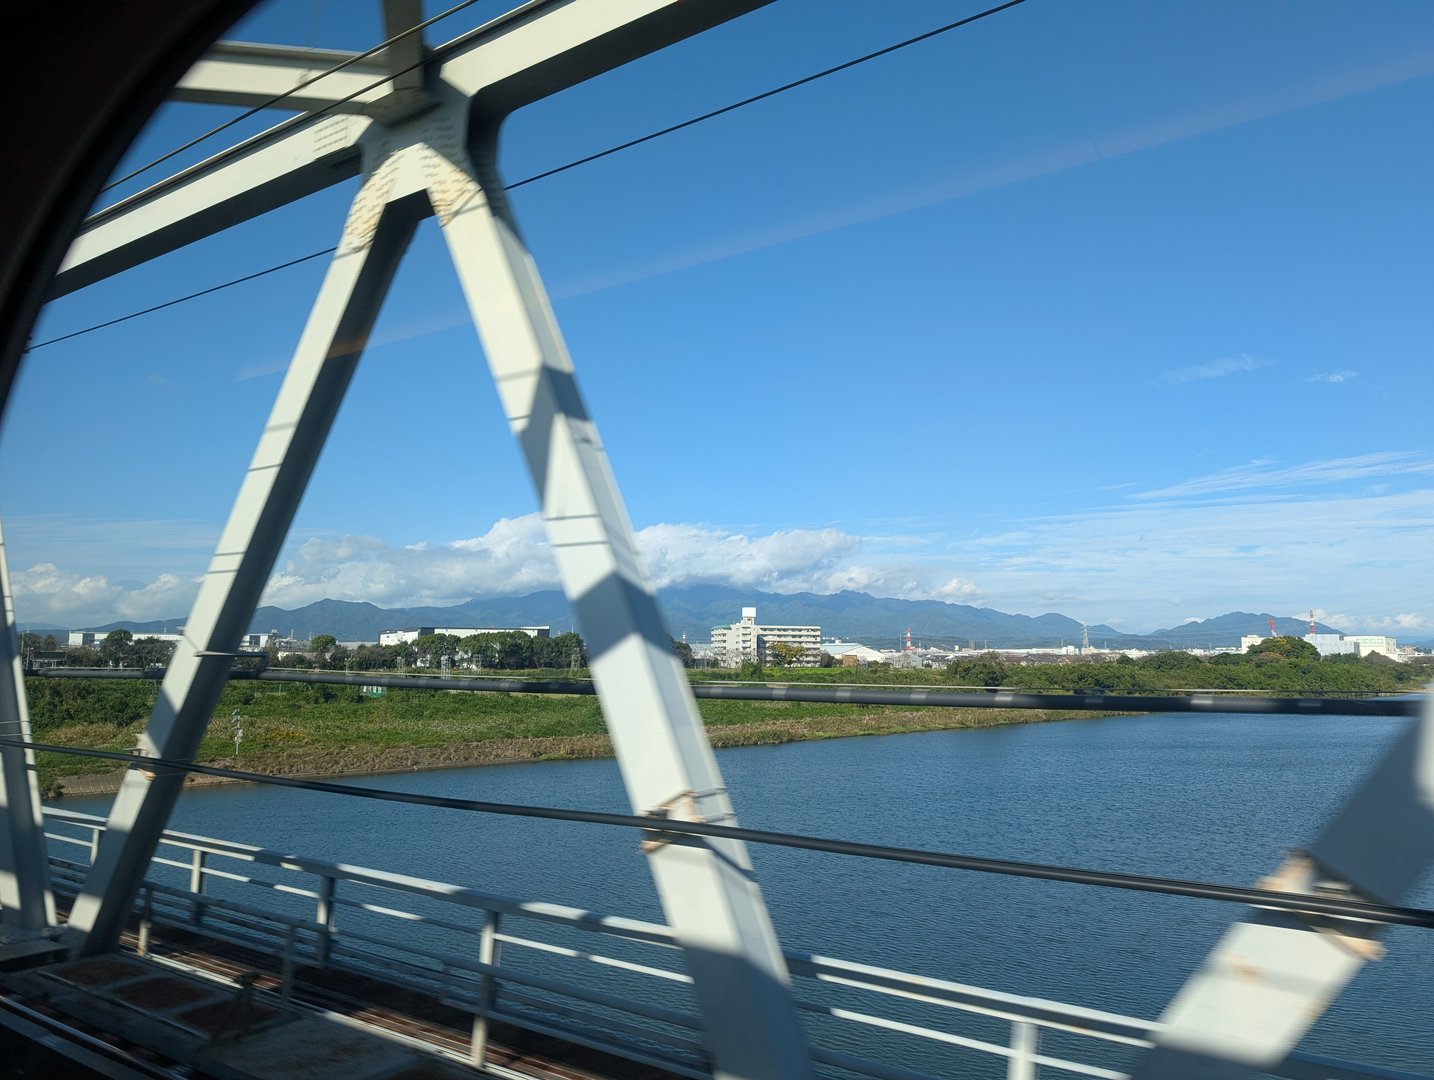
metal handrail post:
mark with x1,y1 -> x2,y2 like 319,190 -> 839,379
280,924 -> 296,1000
1008,1020 -> 1038,1080
138,886 -> 153,957
189,848 -> 207,925
314,873 -> 336,968
472,909 -> 502,1068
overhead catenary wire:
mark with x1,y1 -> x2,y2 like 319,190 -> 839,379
29,0 -> 1030,353
27,249 -> 336,350
11,735 -> 1434,930
505,0 -> 1028,191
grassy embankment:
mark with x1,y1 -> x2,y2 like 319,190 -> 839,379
29,647 -> 1421,797
25,672 -> 1085,797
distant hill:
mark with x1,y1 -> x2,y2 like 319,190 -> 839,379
652,584 -> 1138,649
76,587 -> 1349,651
1141,611 -> 1340,649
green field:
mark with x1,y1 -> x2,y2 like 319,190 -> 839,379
24,675 -> 1086,797
25,643 -> 1421,797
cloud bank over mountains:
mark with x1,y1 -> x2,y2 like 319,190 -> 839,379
8,452 -> 1431,636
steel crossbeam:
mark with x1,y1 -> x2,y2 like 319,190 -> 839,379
51,114 -> 371,295
1132,692 -> 1434,1078
56,2 -> 811,1075
174,42 -> 399,114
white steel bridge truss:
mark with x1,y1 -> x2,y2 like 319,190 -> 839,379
0,3 -> 1429,1078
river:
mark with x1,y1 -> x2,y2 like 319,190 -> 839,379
58,711 -> 1434,1075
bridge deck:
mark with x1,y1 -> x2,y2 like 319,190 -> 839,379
0,900 -> 681,1080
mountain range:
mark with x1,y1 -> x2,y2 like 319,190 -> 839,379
81,585 -> 1348,651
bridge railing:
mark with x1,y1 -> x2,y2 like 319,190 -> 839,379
42,808 -> 1428,1080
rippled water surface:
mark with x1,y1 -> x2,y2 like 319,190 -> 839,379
60,712 -> 1434,1074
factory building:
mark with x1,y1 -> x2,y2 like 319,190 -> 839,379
379,626 -> 550,646
1304,631 -> 1401,661
1342,635 -> 1400,661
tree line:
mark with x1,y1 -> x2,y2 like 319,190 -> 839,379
282,630 -> 589,672
27,629 -> 177,670
944,636 -> 1423,694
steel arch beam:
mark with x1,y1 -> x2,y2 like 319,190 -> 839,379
67,170 -> 423,952
58,2 -> 810,1074
437,122 -> 811,1079
0,515 -> 55,935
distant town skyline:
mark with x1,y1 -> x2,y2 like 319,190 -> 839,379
3,1 -> 1431,638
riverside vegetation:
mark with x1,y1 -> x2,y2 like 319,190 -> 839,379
25,635 -> 1425,797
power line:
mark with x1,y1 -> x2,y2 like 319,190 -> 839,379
103,0 -> 488,194
31,0 -> 1031,353
13,735 -> 1434,929
507,0 -> 1029,191
28,249 -> 336,351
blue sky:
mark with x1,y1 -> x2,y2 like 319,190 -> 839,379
4,0 -> 1432,635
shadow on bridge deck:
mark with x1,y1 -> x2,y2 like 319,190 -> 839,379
0,899 -> 683,1080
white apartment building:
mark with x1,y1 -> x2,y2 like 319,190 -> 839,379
711,607 -> 822,666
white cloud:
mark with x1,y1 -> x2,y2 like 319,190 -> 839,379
639,522 -> 859,592
10,563 -> 199,627
12,564 -> 121,622
1161,354 -> 1263,384
115,573 -> 201,623
1297,609 -> 1431,635
8,453 -> 1431,635
259,517 -> 986,610
1310,370 -> 1358,384
9,514 -> 992,628
1134,451 -> 1434,501
1358,612 -> 1431,633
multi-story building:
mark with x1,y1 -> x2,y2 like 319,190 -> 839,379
1343,635 -> 1400,661
1305,631 -> 1402,661
711,607 -> 821,666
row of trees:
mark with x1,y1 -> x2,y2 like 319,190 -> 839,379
282,630 -> 590,673
945,637 -> 1421,694
25,628 -> 177,670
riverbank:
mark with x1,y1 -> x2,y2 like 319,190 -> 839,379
42,704 -> 1092,799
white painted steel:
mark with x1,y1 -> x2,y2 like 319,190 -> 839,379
1134,694 -> 1434,1078
42,810 -> 1427,1080
380,0 -> 430,96
1008,1020 -> 1037,1080
1311,690 -> 1434,904
432,119 -> 810,1078
52,112 -> 370,295
175,42 -> 395,112
28,0 -> 1427,1072
66,170 -> 423,954
51,4 -> 810,1070
434,0 -> 769,110
0,515 -> 54,933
